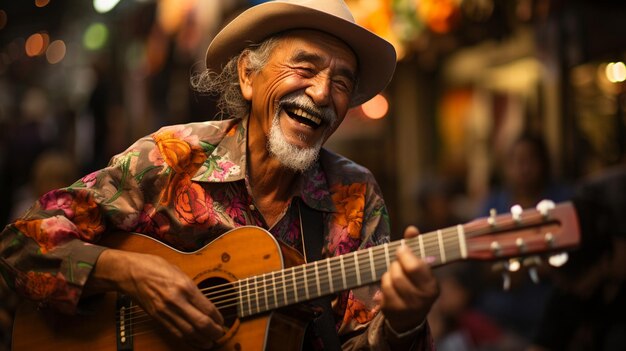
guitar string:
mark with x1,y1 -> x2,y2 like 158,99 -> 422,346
123,208 -> 544,321
117,244 -> 464,337
115,237 -> 463,328
112,211 -> 550,336
115,228 -> 466,328
115,226 -> 466,324
114,211 -> 547,337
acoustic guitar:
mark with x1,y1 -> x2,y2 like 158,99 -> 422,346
12,200 -> 580,350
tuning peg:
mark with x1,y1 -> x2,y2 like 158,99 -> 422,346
548,252 -> 569,267
492,260 -> 513,291
488,208 -> 497,226
536,199 -> 556,217
523,256 -> 542,284
528,267 -> 540,284
508,258 -> 521,272
510,204 -> 523,223
502,272 -> 511,291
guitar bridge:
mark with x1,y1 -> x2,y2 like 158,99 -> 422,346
116,294 -> 134,350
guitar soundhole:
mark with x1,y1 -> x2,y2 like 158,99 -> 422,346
198,277 -> 238,328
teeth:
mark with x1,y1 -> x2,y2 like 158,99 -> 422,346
291,108 -> 322,126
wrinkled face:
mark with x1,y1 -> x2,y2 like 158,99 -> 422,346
239,30 -> 357,170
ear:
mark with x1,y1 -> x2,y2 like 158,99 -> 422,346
237,53 -> 254,101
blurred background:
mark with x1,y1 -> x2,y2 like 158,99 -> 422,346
1,0 -> 625,350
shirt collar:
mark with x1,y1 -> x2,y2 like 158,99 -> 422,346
192,118 -> 247,183
192,118 -> 335,212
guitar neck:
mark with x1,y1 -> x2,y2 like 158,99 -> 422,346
237,225 -> 467,318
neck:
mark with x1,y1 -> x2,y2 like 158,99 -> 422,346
247,117 -> 298,225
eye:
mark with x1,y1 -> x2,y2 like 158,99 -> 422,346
295,66 -> 316,77
333,77 -> 354,94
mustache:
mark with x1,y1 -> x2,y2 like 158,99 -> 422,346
277,92 -> 337,126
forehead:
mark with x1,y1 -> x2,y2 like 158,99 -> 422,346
272,30 -> 357,70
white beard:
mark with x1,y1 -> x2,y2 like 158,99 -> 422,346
267,114 -> 324,172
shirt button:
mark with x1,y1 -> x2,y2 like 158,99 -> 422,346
249,204 -> 255,211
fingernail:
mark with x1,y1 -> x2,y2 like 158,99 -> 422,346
424,256 -> 437,264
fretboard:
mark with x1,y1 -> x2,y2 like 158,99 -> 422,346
236,224 -> 468,318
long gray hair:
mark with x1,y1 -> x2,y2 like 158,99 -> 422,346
190,36 -> 282,119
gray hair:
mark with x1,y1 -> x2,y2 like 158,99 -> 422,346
190,36 -> 282,119
190,33 -> 361,118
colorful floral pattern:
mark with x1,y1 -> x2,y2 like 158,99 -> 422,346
0,118 -> 413,346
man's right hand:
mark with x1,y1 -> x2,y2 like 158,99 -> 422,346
87,249 -> 225,348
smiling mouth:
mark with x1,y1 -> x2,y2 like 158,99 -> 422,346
284,106 -> 323,129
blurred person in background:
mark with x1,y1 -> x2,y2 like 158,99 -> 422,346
415,175 -> 465,233
475,133 -> 572,344
428,264 -> 512,351
481,133 -> 572,214
0,1 -> 439,350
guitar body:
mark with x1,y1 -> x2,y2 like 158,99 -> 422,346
12,227 -> 310,351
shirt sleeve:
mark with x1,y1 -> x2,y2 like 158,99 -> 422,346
330,175 -> 434,350
0,136 -> 159,314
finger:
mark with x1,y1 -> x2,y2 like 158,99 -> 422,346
380,271 -> 403,310
188,309 -> 225,341
387,259 -> 421,304
396,245 -> 436,287
155,306 -> 195,340
191,290 -> 225,326
403,225 -> 420,239
175,299 -> 225,342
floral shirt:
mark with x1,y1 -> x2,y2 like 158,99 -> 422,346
0,117 -> 431,350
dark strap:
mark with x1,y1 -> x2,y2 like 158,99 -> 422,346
299,200 -> 342,351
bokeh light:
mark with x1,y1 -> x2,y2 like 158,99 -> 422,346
93,0 -> 121,14
46,40 -> 66,64
606,61 -> 626,83
35,0 -> 51,8
83,22 -> 109,50
361,94 -> 389,119
25,33 -> 49,57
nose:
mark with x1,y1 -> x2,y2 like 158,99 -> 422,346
305,74 -> 331,107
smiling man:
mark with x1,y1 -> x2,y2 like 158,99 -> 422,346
0,1 -> 438,350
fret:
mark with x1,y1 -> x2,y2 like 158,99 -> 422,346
314,261 -> 321,296
268,272 -> 277,309
262,274 -> 269,312
303,265 -> 310,300
281,269 -> 288,307
353,252 -> 361,286
373,246 -> 387,279
326,258 -> 334,293
237,280 -> 244,318
331,257 -> 344,293
254,275 -> 261,314
291,266 -> 299,303
368,248 -> 376,281
437,229 -> 447,263
245,278 -> 252,317
457,224 -> 468,259
318,258 -> 330,295
295,266 -> 307,303
418,235 -> 425,259
340,256 -> 347,289
384,243 -> 391,269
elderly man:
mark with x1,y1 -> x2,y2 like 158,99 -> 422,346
0,0 -> 438,350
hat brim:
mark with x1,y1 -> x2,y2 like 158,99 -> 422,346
205,2 -> 396,106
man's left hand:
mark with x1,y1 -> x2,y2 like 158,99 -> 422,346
380,225 -> 439,334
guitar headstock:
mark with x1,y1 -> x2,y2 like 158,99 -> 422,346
463,200 -> 580,262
